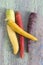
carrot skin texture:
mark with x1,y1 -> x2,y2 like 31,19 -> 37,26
15,12 -> 24,58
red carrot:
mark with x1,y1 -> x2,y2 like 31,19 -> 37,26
15,12 -> 24,58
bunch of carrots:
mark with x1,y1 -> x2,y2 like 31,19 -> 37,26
5,9 -> 38,58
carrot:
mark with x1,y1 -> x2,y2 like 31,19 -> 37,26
6,9 -> 19,54
15,12 -> 24,58
27,12 -> 37,52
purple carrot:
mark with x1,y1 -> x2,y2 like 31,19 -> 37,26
27,12 -> 37,52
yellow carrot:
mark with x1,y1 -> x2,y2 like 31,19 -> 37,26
6,9 -> 19,54
7,20 -> 38,41
7,25 -> 19,54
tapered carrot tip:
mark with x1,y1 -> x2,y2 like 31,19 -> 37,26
34,37 -> 38,41
20,54 -> 24,58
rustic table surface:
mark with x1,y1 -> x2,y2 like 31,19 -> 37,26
0,0 -> 43,65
